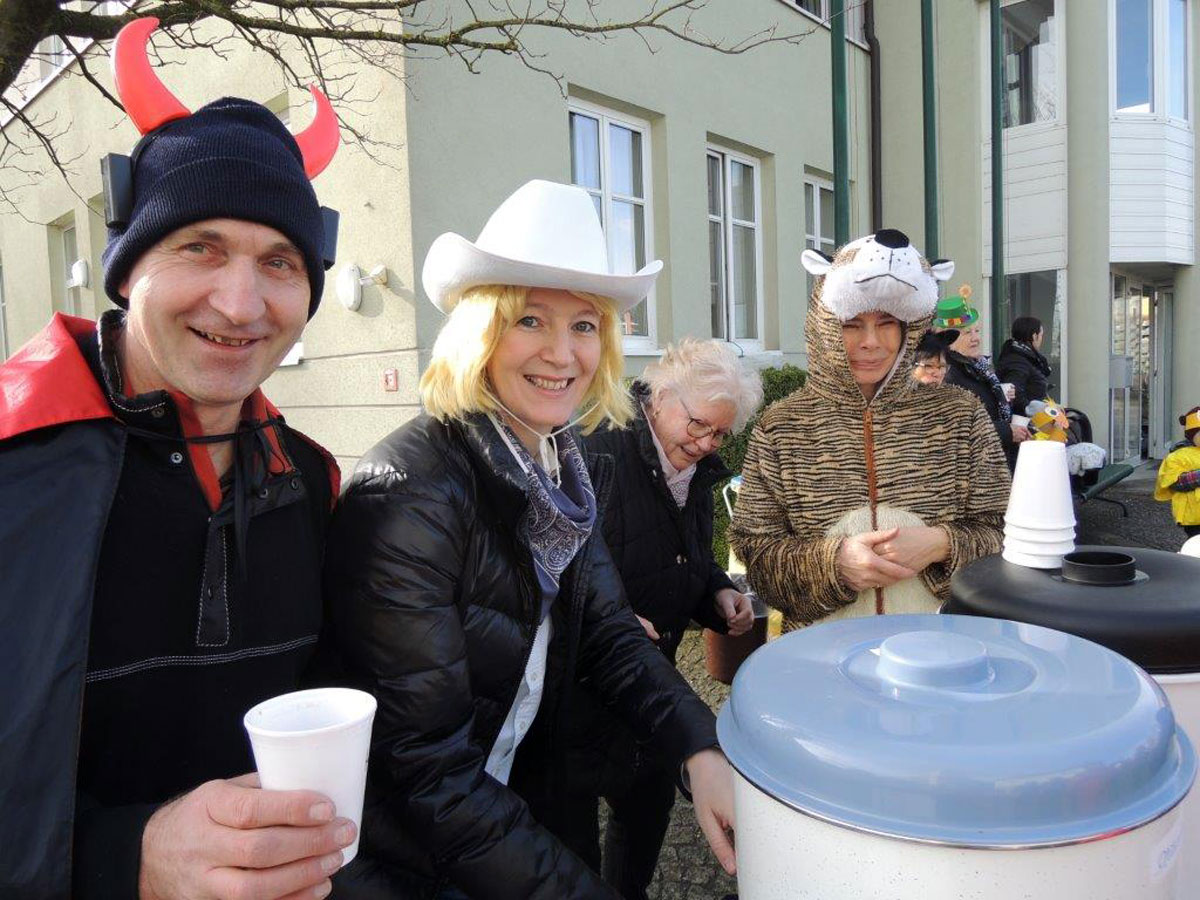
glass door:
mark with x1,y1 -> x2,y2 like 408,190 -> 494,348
1109,274 -> 1153,462
1150,289 -> 1175,459
1111,274 -> 1130,461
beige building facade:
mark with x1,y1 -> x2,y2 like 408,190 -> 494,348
10,1 -> 1195,471
1,0 -> 880,471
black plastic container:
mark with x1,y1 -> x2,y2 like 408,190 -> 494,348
945,545 -> 1200,675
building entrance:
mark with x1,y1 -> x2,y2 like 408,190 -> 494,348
1110,273 -> 1174,462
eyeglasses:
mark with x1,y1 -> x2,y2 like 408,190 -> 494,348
677,394 -> 733,444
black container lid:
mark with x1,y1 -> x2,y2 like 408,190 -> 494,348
946,545 -> 1200,675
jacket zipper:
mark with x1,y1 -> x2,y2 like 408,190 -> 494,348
862,406 -> 884,615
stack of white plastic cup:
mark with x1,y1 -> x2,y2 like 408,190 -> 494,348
244,688 -> 377,865
1003,441 -> 1076,569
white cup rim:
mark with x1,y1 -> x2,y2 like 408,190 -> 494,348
1004,530 -> 1075,539
1004,517 -> 1076,530
244,688 -> 377,740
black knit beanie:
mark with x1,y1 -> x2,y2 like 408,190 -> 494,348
102,97 -> 327,318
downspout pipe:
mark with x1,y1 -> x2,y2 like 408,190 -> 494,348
921,0 -> 939,258
865,0 -> 882,232
990,0 -> 1006,354
831,0 -> 850,244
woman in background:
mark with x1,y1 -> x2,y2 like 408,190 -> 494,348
936,291 -> 1028,468
561,339 -> 762,899
996,316 -> 1052,417
910,329 -> 957,387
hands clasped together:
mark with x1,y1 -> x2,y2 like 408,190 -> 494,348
836,525 -> 950,592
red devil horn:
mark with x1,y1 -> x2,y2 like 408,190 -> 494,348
112,17 -> 190,135
293,85 -> 339,179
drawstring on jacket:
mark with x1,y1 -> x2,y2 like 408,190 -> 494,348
124,416 -> 287,581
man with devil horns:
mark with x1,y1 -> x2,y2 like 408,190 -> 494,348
0,18 -> 354,900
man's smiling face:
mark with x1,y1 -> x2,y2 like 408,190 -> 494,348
119,218 -> 310,414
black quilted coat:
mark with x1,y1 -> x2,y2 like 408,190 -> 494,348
324,413 -> 718,899
945,350 -> 1015,466
581,383 -> 733,663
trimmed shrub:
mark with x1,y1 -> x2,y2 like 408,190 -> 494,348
711,364 -> 807,567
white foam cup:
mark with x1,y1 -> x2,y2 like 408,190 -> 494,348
244,688 -> 376,866
1003,518 -> 1080,532
1004,522 -> 1075,542
1005,441 -> 1075,530
1002,546 -> 1067,569
1003,536 -> 1076,556
1004,525 -> 1075,543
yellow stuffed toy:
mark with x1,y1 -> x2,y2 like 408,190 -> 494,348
1027,399 -> 1069,443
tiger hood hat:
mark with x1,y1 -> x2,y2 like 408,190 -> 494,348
801,229 -> 954,406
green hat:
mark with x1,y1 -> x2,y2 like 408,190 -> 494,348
933,284 -> 978,329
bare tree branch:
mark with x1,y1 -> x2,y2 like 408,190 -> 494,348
0,0 -> 815,210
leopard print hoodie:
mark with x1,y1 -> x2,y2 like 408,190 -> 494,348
729,233 -> 1009,632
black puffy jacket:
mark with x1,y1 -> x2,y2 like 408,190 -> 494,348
945,351 -> 1015,467
581,383 -> 733,663
995,339 -> 1052,416
324,413 -> 718,900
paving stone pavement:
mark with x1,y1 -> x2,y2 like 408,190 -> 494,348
618,459 -> 1187,900
602,629 -> 736,900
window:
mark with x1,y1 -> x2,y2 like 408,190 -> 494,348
62,223 -> 82,316
1002,0 -> 1057,127
1116,0 -> 1189,118
568,102 -> 654,346
38,35 -> 69,82
789,1 -> 867,44
0,256 -> 9,360
804,178 -> 836,299
708,149 -> 762,344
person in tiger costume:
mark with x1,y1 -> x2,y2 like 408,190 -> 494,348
729,229 -> 1009,632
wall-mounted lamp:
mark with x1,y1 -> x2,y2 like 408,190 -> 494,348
67,259 -> 90,289
336,263 -> 387,311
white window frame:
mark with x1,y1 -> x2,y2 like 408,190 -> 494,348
567,99 -> 657,354
804,176 -> 836,300
804,176 -> 836,256
783,0 -> 869,48
38,35 -> 69,82
0,256 -> 9,360
61,222 -> 83,316
996,0 -> 1063,131
1109,0 -> 1192,123
707,146 -> 765,352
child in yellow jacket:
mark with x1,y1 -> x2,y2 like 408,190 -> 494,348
1155,406 -> 1200,538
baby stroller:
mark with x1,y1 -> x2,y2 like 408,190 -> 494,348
1065,407 -> 1099,487
1063,406 -> 1121,510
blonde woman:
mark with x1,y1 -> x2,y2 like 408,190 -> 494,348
324,182 -> 735,899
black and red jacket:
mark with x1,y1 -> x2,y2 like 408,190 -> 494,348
0,314 -> 339,899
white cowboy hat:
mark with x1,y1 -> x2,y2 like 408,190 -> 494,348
421,179 -> 662,314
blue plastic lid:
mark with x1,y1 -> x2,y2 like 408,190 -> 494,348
717,614 -> 1195,847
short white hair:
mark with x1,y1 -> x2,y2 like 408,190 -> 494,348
642,339 -> 764,432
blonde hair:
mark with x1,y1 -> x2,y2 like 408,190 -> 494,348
642,338 -> 764,432
419,284 -> 633,433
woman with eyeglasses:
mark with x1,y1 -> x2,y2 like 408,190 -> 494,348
911,329 -> 957,386
557,338 -> 762,899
